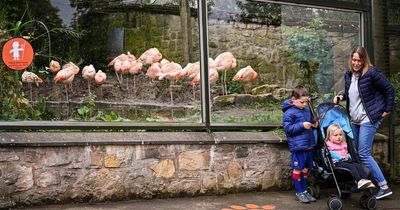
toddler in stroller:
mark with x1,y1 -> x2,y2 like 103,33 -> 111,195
325,123 -> 375,190
307,101 -> 377,210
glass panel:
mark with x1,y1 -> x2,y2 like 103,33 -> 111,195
208,0 -> 361,124
0,0 -> 201,123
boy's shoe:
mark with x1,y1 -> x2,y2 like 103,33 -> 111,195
303,191 -> 316,202
374,187 -> 393,200
358,179 -> 373,189
295,192 -> 310,203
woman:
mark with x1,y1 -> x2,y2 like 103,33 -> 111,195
334,46 -> 395,199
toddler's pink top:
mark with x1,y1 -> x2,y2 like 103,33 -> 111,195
326,141 -> 348,160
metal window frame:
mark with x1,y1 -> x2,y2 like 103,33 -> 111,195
0,0 -> 372,131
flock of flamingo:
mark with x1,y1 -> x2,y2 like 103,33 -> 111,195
20,48 -> 258,106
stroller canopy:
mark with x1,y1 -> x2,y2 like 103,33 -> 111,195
317,103 -> 354,140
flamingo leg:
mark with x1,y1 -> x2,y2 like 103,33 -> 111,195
133,75 -> 136,96
64,84 -> 70,118
224,70 -> 227,95
88,80 -> 91,95
220,75 -> 224,96
100,86 -> 103,101
192,83 -> 196,101
114,71 -> 123,89
170,80 -> 174,105
29,83 -> 33,102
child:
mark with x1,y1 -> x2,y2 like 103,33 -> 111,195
325,124 -> 375,189
282,85 -> 317,203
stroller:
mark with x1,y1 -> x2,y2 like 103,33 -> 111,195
306,99 -> 377,210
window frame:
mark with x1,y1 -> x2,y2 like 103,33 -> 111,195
0,0 -> 372,131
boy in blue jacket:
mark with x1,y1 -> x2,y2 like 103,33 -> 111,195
282,85 -> 317,203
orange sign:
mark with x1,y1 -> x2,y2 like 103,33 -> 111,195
2,37 -> 34,71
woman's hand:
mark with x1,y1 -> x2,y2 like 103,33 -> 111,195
381,112 -> 390,120
333,95 -> 344,104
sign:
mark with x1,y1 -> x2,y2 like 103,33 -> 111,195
1,37 -> 34,71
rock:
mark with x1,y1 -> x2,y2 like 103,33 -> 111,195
234,94 -> 253,105
251,84 -> 280,95
272,88 -> 292,100
213,95 -> 236,107
151,159 -> 175,178
178,151 -> 209,171
251,93 -> 274,103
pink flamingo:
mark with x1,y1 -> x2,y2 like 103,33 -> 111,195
232,65 -> 258,94
108,53 -> 128,87
156,61 -> 183,105
94,70 -> 107,100
47,60 -> 61,74
191,68 -> 219,100
82,64 -> 96,94
139,48 -> 163,65
146,62 -> 162,81
128,60 -> 143,94
213,52 -> 237,95
22,71 -> 43,101
54,66 -> 75,103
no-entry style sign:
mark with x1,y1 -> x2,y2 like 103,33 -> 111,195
2,37 -> 34,71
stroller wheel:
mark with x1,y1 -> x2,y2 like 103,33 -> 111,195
307,185 -> 321,199
359,194 -> 377,210
327,196 -> 343,210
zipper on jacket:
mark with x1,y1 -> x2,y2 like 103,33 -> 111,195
357,73 -> 374,123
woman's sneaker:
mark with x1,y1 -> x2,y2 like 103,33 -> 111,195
374,187 -> 393,199
304,191 -> 317,202
295,192 -> 310,203
358,179 -> 373,189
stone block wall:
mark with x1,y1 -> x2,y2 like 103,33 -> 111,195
0,131 -> 390,209
0,133 -> 292,209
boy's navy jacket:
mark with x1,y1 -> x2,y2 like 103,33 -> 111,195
282,99 -> 316,152
343,66 -> 395,124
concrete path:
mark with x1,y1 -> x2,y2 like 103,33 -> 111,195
13,184 -> 399,210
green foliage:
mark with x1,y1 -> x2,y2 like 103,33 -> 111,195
281,17 -> 333,92
390,72 -> 400,105
75,93 -> 128,122
0,2 -> 80,121
236,1 -> 281,26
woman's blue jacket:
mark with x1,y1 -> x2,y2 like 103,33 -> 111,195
343,66 -> 395,123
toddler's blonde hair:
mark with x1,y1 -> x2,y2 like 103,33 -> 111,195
325,124 -> 344,143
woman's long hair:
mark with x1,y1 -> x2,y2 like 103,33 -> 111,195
347,46 -> 373,74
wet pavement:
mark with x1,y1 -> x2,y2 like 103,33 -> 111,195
13,184 -> 400,210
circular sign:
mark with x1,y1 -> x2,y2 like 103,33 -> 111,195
2,37 -> 34,71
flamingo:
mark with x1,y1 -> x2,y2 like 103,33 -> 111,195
94,70 -> 107,100
232,65 -> 258,94
181,62 -> 200,100
107,53 -> 128,87
47,60 -> 61,74
62,62 -> 80,92
22,71 -> 43,101
146,62 -> 162,81
54,66 -> 75,104
156,61 -> 183,105
191,68 -> 219,101
139,48 -> 163,65
213,52 -> 237,95
128,60 -> 143,94
82,64 -> 96,94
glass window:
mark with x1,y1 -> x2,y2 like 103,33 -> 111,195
207,0 -> 361,124
0,0 -> 366,128
0,0 -> 201,123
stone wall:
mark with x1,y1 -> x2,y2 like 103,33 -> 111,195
0,131 -> 390,208
0,132 -> 291,209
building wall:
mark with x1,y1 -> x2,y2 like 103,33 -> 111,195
0,132 -> 389,209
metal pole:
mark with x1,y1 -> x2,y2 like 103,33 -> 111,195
198,0 -> 211,130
